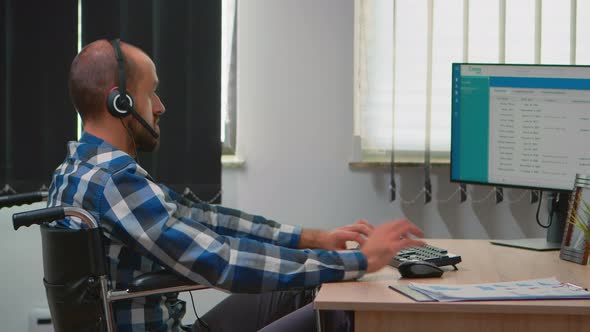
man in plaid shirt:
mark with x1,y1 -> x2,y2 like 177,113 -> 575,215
48,39 -> 425,332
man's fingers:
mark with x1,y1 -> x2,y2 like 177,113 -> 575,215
333,230 -> 364,243
384,220 -> 424,239
338,224 -> 372,237
356,219 -> 375,230
341,223 -> 373,237
354,234 -> 367,246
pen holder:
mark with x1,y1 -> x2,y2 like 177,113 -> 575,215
560,174 -> 590,265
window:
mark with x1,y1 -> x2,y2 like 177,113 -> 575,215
221,0 -> 237,155
355,0 -> 590,163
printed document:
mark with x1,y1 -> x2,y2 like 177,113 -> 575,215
405,277 -> 590,302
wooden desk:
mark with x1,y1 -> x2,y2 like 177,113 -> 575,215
314,239 -> 590,332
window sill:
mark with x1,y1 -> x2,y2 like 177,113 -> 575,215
222,155 -> 246,168
349,158 -> 450,170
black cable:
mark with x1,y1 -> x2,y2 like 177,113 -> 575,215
182,187 -> 223,205
536,191 -> 554,229
188,291 -> 209,331
389,148 -> 396,202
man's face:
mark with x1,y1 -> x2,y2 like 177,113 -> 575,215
129,57 -> 165,152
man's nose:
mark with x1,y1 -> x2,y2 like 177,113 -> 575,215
154,94 -> 165,115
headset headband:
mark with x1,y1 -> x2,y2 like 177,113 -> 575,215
111,39 -> 128,109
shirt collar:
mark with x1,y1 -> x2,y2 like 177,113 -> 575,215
69,132 -> 135,168
79,131 -> 112,147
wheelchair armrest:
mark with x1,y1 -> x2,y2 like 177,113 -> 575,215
129,270 -> 200,293
13,206 -> 99,230
0,191 -> 48,208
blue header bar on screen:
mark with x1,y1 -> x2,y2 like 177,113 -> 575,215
490,77 -> 590,90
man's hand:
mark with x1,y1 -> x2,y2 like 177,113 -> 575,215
298,220 -> 375,250
359,219 -> 425,273
322,219 -> 375,250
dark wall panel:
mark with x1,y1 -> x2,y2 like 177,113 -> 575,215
1,0 -> 219,199
144,0 -> 222,203
125,0 -> 153,55
1,0 -> 77,193
82,0 -> 222,203
1,0 -> 7,191
81,0 -> 120,45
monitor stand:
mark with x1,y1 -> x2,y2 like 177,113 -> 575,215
490,238 -> 561,251
490,192 -> 569,252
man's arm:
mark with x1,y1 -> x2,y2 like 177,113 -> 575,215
160,185 -> 302,248
102,170 -> 366,293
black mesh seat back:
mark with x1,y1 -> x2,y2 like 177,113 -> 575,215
40,225 -> 108,332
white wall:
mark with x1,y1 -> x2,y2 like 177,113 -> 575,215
1,0 -> 553,329
0,202 -> 51,332
228,0 -> 548,238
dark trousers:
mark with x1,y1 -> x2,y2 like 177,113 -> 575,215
192,289 -> 352,332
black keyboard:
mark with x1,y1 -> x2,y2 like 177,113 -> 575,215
390,244 -> 462,269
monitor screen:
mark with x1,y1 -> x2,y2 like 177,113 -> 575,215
451,63 -> 590,191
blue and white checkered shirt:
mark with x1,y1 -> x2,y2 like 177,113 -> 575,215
47,132 -> 367,332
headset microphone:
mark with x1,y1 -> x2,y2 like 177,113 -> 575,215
106,39 -> 159,139
128,107 -> 159,138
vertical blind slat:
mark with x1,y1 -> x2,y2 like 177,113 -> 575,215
506,0 -> 535,63
499,0 -> 506,63
394,0 -> 427,153
576,0 -> 590,63
424,0 -> 433,163
571,0 -> 577,64
469,0 -> 500,63
542,0 -> 570,64
535,0 -> 542,63
391,0 -> 397,157
463,0 -> 469,61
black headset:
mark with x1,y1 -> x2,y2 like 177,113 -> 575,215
106,39 -> 159,139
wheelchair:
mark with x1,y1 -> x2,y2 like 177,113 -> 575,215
1,192 -> 208,332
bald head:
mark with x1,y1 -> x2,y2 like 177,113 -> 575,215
68,40 -> 145,121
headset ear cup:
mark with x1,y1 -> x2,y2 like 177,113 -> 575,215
107,89 -> 130,118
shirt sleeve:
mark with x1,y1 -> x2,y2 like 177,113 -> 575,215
100,165 -> 367,293
159,185 -> 302,248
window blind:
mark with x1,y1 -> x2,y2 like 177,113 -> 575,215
355,0 -> 590,163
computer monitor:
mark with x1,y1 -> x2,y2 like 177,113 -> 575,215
450,63 -> 590,250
